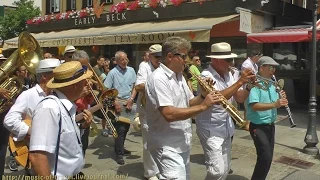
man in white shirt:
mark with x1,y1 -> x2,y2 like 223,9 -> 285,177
135,44 -> 162,180
3,58 -> 61,173
241,50 -> 262,130
29,61 -> 93,179
145,37 -> 223,180
196,42 -> 255,180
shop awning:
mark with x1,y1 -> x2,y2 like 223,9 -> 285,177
247,25 -> 320,44
3,14 -> 238,50
247,28 -> 312,43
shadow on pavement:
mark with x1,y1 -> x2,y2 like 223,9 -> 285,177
227,174 -> 249,180
274,142 -> 304,152
190,154 -> 205,165
117,161 -> 144,179
88,135 -> 116,161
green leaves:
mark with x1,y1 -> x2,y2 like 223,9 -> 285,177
0,0 -> 40,40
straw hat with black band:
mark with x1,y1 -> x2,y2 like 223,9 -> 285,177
206,42 -> 237,59
47,61 -> 93,89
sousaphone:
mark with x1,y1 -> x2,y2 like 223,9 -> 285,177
7,32 -> 42,168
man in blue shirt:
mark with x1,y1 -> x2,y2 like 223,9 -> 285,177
246,56 -> 288,180
104,51 -> 137,165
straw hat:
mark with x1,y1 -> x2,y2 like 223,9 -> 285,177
206,42 -> 237,59
47,61 -> 93,89
35,58 -> 61,74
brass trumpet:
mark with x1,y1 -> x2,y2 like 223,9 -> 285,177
188,67 -> 246,128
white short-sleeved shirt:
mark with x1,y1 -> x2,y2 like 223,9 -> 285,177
196,65 -> 239,138
29,90 -> 84,178
135,61 -> 156,128
145,64 -> 194,153
4,84 -> 46,141
241,57 -> 258,73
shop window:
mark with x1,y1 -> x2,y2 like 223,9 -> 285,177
67,0 -> 76,11
46,0 -> 60,14
101,0 -> 113,4
82,0 -> 93,8
273,43 -> 308,71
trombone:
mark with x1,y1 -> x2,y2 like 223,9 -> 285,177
84,63 -> 119,138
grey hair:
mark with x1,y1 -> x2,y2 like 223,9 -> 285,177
36,72 -> 51,82
114,51 -> 127,61
71,50 -> 89,61
162,37 -> 191,58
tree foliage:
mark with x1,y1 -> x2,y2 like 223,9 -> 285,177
0,0 -> 40,40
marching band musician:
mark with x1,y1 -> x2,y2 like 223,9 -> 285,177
145,37 -> 223,180
246,56 -> 288,180
3,58 -> 61,174
135,44 -> 162,180
103,51 -> 137,165
195,42 -> 255,180
71,50 -> 96,156
241,50 -> 263,131
29,61 -> 93,179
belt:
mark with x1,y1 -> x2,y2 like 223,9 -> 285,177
251,122 -> 274,126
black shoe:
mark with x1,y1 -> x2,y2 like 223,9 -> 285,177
116,156 -> 125,165
124,148 -> 131,155
228,169 -> 233,174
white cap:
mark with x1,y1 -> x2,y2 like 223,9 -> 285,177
63,45 -> 76,55
35,58 -> 61,73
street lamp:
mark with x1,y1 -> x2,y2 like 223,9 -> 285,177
303,0 -> 319,155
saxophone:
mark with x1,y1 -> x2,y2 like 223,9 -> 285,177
188,68 -> 246,128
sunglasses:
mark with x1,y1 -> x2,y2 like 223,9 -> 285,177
263,65 -> 276,71
173,53 -> 187,60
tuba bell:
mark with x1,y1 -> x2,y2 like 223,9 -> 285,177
0,32 -> 42,113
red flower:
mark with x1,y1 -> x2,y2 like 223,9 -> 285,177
80,10 -> 88,18
150,0 -> 159,8
26,19 -> 33,24
56,13 -> 61,20
171,0 -> 183,6
128,0 -> 139,11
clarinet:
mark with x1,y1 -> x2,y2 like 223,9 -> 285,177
273,75 -> 297,128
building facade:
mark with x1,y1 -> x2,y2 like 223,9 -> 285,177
3,0 -> 316,106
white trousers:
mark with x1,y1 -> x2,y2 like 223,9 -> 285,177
140,113 -> 159,178
151,148 -> 190,180
142,126 -> 159,178
196,129 -> 231,180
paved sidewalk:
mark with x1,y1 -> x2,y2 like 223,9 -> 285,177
3,111 -> 320,180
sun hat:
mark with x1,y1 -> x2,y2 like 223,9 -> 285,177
257,56 -> 280,67
63,45 -> 76,55
148,44 -> 162,57
206,42 -> 237,59
46,61 -> 93,89
0,54 -> 7,60
35,58 -> 61,74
